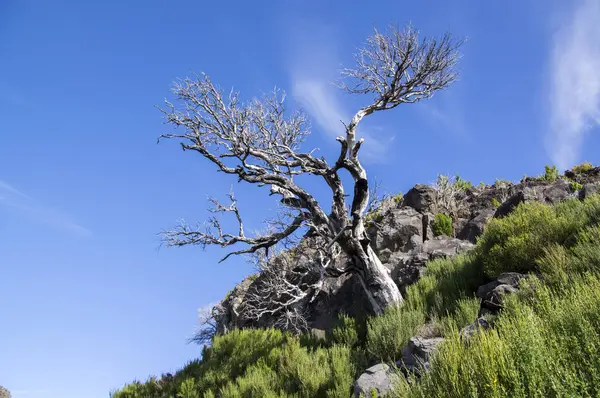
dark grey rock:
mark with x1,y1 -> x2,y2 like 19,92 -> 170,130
476,272 -> 527,299
367,207 -> 423,262
580,183 -> 600,200
543,179 -> 571,204
402,184 -> 437,213
457,208 -> 496,243
388,237 -> 474,294
495,187 -> 544,218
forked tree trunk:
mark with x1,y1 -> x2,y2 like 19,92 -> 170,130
341,238 -> 404,315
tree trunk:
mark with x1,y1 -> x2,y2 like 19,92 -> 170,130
341,238 -> 404,315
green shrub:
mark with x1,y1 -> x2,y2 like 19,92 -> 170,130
572,161 -> 593,173
405,254 -> 484,318
366,306 -> 425,362
395,275 -> 600,397
454,175 -> 473,190
432,213 -> 453,237
543,164 -> 560,182
570,181 -> 583,192
329,314 -> 359,348
393,193 -> 403,205
475,197 -> 600,276
491,198 -> 501,208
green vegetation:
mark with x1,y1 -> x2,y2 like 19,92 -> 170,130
453,175 -> 473,190
572,161 -> 594,174
542,164 -> 560,183
113,195 -> 600,398
491,198 -> 501,208
393,193 -> 403,205
570,181 -> 583,192
431,213 -> 453,237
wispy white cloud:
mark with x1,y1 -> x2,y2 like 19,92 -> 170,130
547,0 -> 600,170
0,179 -> 91,236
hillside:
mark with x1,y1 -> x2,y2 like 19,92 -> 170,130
111,162 -> 600,397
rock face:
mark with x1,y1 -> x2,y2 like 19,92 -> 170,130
354,363 -> 400,398
402,184 -> 437,213
214,167 -> 599,335
387,237 -> 474,294
367,207 -> 423,263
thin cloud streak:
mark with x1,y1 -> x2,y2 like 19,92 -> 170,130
0,179 -> 91,236
548,0 -> 600,169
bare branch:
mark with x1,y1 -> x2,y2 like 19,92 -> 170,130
188,304 -> 217,346
161,192 -> 307,262
339,24 -> 464,157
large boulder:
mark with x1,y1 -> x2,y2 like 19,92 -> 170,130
354,363 -> 400,398
494,186 -> 544,218
367,207 -> 423,262
402,184 -> 437,213
457,208 -> 496,243
580,183 -> 600,200
542,179 -> 572,204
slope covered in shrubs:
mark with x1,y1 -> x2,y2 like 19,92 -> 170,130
112,193 -> 600,398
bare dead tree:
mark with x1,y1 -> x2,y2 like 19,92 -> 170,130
159,24 -> 463,317
188,304 -> 217,346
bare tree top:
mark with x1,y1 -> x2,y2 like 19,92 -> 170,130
159,24 -> 463,265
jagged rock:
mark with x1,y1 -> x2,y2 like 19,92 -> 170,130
422,212 -> 434,241
397,337 -> 445,376
495,187 -> 544,218
460,317 -> 490,341
580,183 -> 600,200
542,179 -> 572,204
458,208 -> 495,243
0,386 -> 10,398
565,166 -> 600,184
476,272 -> 528,299
388,237 -> 474,294
354,363 -> 400,398
402,184 -> 437,213
367,207 -> 423,262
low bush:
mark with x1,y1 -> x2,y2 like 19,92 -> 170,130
431,213 -> 453,237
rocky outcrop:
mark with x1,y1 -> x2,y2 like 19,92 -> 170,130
457,208 -> 495,243
353,336 -> 445,396
402,184 -> 437,213
214,166 -> 600,336
354,363 -> 400,398
459,317 -> 491,341
367,207 -> 423,263
387,237 -> 474,294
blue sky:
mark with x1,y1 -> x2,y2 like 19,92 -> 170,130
1,0 -> 599,397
